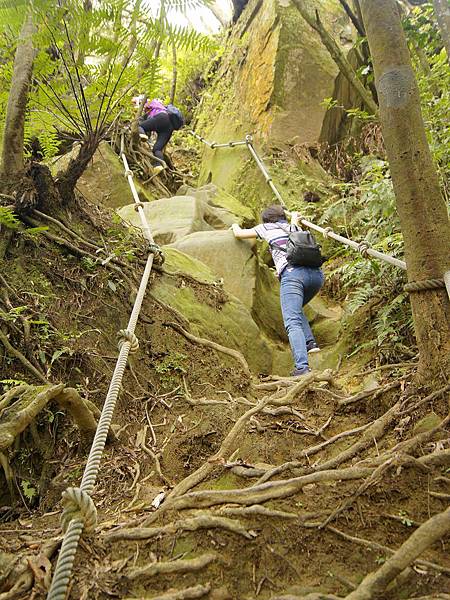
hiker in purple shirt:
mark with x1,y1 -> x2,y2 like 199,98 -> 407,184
231,205 -> 324,377
138,99 -> 185,174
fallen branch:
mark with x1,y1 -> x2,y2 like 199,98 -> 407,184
103,514 -> 253,542
164,321 -> 251,378
125,552 -> 217,580
123,584 -> 211,600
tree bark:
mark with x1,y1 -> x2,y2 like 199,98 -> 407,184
291,1 -> 379,116
433,0 -> 450,64
360,0 -> 450,380
121,0 -> 142,69
338,0 -> 365,36
0,14 -> 36,181
170,42 -> 177,104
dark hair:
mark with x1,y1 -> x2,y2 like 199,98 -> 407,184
261,204 -> 286,223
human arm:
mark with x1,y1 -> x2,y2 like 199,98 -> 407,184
231,223 -> 258,239
290,211 -> 300,227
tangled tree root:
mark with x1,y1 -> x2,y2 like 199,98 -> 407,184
125,552 -> 217,580
0,538 -> 61,600
123,583 -> 211,600
0,383 -> 98,497
103,514 -> 253,542
344,506 -> 450,600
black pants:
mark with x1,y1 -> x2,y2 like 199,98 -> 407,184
139,112 -> 174,163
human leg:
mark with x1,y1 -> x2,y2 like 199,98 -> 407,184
299,269 -> 325,349
140,113 -> 173,165
280,267 -> 308,371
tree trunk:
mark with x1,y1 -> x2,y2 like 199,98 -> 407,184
56,133 -> 99,203
360,0 -> 450,381
433,0 -> 450,63
338,0 -> 365,36
0,14 -> 36,181
121,0 -> 142,69
292,1 -> 379,116
170,42 -> 177,104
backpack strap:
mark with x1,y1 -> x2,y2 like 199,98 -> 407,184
267,222 -> 296,253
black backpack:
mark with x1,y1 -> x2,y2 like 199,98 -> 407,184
274,223 -> 325,268
166,104 -> 185,130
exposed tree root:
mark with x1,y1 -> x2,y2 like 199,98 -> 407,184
344,506 -> 450,599
326,525 -> 450,576
168,466 -> 373,512
0,384 -> 97,451
338,380 -> 401,407
164,321 -> 251,377
0,327 -> 47,384
0,538 -> 61,600
125,552 -> 217,580
271,595 -> 339,600
255,401 -> 400,485
0,384 -> 97,494
123,583 -> 211,600
103,514 -> 253,543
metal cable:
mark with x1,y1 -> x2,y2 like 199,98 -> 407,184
46,134 -> 158,600
190,130 -> 434,276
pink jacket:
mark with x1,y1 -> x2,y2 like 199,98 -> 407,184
144,99 -> 166,118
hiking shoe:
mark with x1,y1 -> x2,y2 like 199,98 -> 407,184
291,367 -> 311,377
307,341 -> 321,353
152,165 -> 165,175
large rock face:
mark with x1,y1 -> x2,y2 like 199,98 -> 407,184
169,230 -> 257,308
153,248 -> 272,374
196,0 -> 351,190
118,184 -> 343,375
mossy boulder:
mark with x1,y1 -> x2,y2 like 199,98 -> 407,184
168,230 -> 257,309
50,141 -> 153,208
152,248 -> 272,373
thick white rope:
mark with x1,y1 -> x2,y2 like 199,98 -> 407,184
46,134 -> 158,600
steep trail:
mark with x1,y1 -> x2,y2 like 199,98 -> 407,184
45,135 -> 450,599
1,136 -> 449,600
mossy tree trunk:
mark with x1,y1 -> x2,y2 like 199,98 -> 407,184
0,14 -> 36,182
360,0 -> 450,381
432,0 -> 450,64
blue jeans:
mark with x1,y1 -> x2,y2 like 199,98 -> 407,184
280,266 -> 324,370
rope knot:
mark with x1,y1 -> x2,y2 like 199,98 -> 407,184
323,227 -> 333,238
210,142 -> 217,149
124,169 -> 134,178
358,242 -> 370,257
61,487 -> 97,534
134,202 -> 145,211
245,134 -> 253,143
117,329 -> 139,353
148,242 -> 165,265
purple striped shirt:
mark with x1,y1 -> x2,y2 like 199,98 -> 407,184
254,221 -> 298,276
